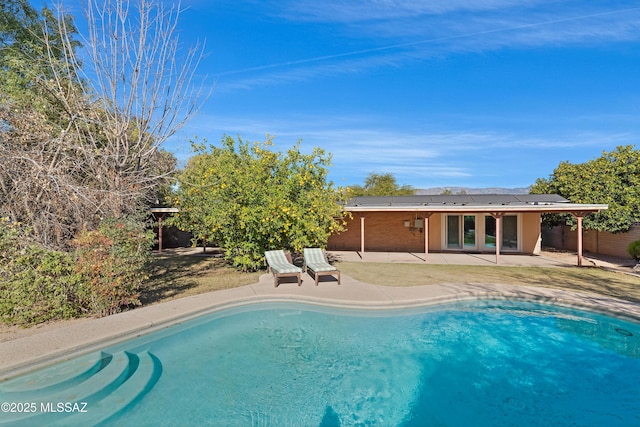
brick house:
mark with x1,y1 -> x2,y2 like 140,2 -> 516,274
327,194 -> 607,265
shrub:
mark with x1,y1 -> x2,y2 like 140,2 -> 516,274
627,240 -> 640,260
0,219 -> 82,325
0,216 -> 154,325
73,217 -> 154,316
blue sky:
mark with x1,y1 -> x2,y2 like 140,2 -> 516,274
56,1 -> 640,189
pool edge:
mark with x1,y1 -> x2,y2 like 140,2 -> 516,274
1,273 -> 640,379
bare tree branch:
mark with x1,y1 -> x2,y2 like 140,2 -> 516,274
0,0 -> 206,248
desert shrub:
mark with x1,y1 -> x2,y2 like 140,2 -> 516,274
627,240 -> 640,260
0,216 -> 154,325
0,219 -> 82,325
73,217 -> 154,316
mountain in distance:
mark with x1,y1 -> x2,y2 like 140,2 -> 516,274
415,187 -> 530,195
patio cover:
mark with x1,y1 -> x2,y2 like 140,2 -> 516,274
342,194 -> 608,266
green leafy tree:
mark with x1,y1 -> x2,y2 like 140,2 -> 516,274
531,145 -> 640,233
170,135 -> 349,271
0,0 -> 80,107
348,173 -> 415,196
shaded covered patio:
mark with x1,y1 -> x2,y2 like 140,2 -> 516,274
328,194 -> 608,266
328,250 -> 576,267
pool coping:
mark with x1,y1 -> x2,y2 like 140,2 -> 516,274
1,272 -> 640,379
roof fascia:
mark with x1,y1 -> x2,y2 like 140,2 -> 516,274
343,204 -> 608,213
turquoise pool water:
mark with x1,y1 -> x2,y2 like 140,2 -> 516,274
1,299 -> 639,426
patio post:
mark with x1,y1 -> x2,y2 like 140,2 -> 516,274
491,213 -> 504,265
157,213 -> 165,253
360,216 -> 365,254
570,211 -> 594,267
423,213 -> 433,262
577,215 -> 583,266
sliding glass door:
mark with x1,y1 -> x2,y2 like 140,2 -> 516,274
485,216 -> 496,248
446,215 -> 477,250
446,214 -> 519,251
484,215 -> 519,251
502,215 -> 518,250
446,216 -> 460,249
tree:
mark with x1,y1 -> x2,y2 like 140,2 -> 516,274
1,1 -> 79,107
0,0 -> 204,323
170,135 -> 349,271
530,145 -> 640,233
348,173 -> 415,196
0,0 -> 203,248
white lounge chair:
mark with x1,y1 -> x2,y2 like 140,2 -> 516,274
264,250 -> 302,287
303,248 -> 341,286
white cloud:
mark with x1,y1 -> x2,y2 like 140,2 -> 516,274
164,109 -> 640,187
273,0 -> 548,23
210,1 -> 640,92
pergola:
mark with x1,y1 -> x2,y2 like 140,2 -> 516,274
344,195 -> 608,266
149,207 -> 179,252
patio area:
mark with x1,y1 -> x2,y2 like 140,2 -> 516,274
328,250 -> 634,269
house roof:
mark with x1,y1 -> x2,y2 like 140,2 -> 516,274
344,194 -> 607,213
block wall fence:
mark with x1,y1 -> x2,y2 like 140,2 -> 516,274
542,224 -> 640,259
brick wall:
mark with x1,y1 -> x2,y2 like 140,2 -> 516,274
328,212 -> 440,252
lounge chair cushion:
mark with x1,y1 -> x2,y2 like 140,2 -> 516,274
265,250 -> 302,274
306,262 -> 337,272
303,248 -> 337,272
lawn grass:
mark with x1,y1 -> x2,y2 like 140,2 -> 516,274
337,262 -> 640,304
142,251 -> 640,306
141,252 -> 261,305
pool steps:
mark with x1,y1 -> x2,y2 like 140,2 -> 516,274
0,352 -> 105,396
0,350 -> 162,425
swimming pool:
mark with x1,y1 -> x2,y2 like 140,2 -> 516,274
1,299 -> 639,426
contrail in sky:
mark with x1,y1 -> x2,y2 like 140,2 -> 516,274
215,7 -> 640,77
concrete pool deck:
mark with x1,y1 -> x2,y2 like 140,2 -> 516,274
1,251 -> 639,378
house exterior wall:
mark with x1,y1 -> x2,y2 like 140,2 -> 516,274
542,224 -> 640,259
328,212 -> 441,252
522,213 -> 542,254
328,211 -> 542,254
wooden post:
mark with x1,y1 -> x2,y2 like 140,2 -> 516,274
157,214 -> 164,253
491,213 -> 504,265
570,211 -> 593,267
576,215 -> 583,267
360,216 -> 365,254
424,213 -> 433,262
